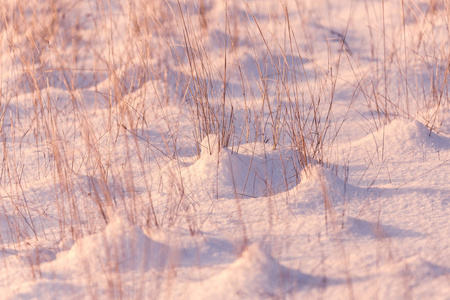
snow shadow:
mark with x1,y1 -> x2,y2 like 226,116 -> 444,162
179,235 -> 236,267
15,69 -> 108,93
345,217 -> 423,239
0,248 -> 19,259
20,247 -> 57,266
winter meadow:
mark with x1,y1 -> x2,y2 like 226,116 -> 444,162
0,0 -> 449,299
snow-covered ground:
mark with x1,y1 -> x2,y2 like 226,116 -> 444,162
0,0 -> 449,299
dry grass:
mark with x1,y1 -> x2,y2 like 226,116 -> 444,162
0,0 -> 448,298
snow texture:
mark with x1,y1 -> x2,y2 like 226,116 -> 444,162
0,0 -> 449,299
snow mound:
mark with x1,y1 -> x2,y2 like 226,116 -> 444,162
292,165 -> 361,212
163,136 -> 299,199
351,119 -> 449,159
195,244 -> 313,299
58,213 -> 169,273
200,134 -> 221,156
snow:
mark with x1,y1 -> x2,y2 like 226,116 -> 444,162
188,243 -> 320,299
1,0 -> 449,299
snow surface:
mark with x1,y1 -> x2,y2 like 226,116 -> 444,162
0,0 -> 449,299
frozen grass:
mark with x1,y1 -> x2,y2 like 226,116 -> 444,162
0,0 -> 449,299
